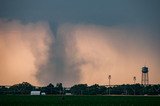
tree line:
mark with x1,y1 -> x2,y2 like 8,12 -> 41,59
0,82 -> 63,95
0,82 -> 160,95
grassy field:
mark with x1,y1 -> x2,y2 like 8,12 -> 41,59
0,95 -> 160,106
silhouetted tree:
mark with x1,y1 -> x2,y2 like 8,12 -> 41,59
0,86 -> 8,94
88,84 -> 100,95
99,86 -> 107,94
70,84 -> 88,95
55,83 -> 63,94
44,83 -> 55,94
9,82 -> 35,94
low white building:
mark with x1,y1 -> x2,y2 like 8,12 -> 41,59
65,93 -> 72,95
30,91 -> 41,95
41,92 -> 46,95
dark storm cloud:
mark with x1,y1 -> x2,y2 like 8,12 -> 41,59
0,0 -> 160,36
0,0 -> 160,26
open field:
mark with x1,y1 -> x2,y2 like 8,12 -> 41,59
0,95 -> 160,106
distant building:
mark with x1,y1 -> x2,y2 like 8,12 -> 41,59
65,93 -> 72,95
41,92 -> 46,95
30,91 -> 41,95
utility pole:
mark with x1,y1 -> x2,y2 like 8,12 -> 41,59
133,76 -> 136,84
108,75 -> 111,95
133,76 -> 136,95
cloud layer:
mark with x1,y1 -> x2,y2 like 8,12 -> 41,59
0,20 -> 159,86
38,24 -> 160,86
0,19 -> 52,85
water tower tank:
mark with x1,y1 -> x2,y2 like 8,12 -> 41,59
142,66 -> 148,73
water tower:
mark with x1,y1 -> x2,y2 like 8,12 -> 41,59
141,66 -> 149,86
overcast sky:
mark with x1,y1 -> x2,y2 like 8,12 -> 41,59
0,0 -> 160,86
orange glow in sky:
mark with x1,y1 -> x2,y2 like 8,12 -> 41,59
0,21 -> 159,86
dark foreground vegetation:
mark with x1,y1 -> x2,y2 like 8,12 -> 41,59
0,82 -> 160,95
0,95 -> 160,106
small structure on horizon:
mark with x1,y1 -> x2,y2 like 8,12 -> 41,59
108,75 -> 111,95
30,91 -> 41,95
108,75 -> 111,87
133,76 -> 136,84
41,92 -> 46,95
65,93 -> 72,95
